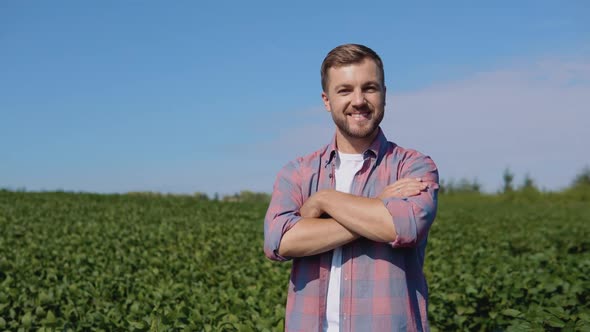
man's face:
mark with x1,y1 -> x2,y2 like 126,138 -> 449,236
322,58 -> 386,141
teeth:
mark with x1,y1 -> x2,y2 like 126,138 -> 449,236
349,112 -> 369,120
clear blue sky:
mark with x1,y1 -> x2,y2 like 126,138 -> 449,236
1,1 -> 589,195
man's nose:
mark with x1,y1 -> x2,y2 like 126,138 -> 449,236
351,90 -> 366,107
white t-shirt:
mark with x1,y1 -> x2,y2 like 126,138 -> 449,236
325,151 -> 365,332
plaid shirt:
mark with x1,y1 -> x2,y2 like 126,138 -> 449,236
264,128 -> 439,332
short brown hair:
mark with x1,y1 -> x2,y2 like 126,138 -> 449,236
320,44 -> 384,92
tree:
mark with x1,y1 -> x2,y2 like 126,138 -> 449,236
193,192 -> 209,201
440,178 -> 480,194
502,168 -> 514,193
470,178 -> 481,193
571,166 -> 590,188
521,173 -> 538,191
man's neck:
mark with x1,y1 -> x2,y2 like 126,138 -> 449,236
335,129 -> 379,154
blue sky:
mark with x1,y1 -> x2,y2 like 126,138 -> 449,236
1,1 -> 589,195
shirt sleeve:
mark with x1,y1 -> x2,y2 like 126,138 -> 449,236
380,152 -> 439,248
263,161 -> 304,261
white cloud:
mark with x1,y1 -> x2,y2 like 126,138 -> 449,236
262,57 -> 590,192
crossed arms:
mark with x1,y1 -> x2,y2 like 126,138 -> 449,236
263,154 -> 439,261
278,179 -> 428,257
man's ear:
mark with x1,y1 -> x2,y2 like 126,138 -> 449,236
383,85 -> 387,106
321,91 -> 331,112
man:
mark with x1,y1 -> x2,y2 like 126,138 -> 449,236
264,44 -> 439,331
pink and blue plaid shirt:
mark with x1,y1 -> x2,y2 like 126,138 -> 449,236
264,129 -> 438,332
264,128 -> 439,332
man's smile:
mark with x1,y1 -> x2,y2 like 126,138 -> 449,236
347,110 -> 371,121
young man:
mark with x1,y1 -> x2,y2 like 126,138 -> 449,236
264,44 -> 439,331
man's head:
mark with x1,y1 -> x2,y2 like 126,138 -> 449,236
321,44 -> 384,93
321,44 -> 386,145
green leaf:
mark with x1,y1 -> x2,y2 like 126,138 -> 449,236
130,302 -> 141,314
35,306 -> 45,317
506,321 -> 532,332
502,308 -> 523,318
45,310 -> 56,324
576,320 -> 589,330
128,320 -> 146,330
578,312 -> 590,322
545,316 -> 565,328
21,312 -> 32,328
465,285 -> 477,294
545,307 -> 567,320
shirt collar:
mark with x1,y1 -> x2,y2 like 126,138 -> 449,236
325,127 -> 387,165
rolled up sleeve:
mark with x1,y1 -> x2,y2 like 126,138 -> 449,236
381,154 -> 439,248
263,161 -> 303,261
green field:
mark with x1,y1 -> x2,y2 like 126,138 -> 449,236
1,190 -> 589,331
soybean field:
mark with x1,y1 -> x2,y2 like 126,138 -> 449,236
0,190 -> 589,331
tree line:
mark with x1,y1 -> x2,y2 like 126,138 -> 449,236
441,166 -> 590,195
3,167 -> 588,203
194,166 -> 590,202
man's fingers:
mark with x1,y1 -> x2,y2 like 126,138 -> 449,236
377,177 -> 434,200
379,184 -> 427,199
385,180 -> 428,192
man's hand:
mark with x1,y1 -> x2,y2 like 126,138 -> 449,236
300,192 -> 324,218
377,178 -> 428,200
301,177 -> 427,218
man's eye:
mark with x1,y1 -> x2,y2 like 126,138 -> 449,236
338,89 -> 350,95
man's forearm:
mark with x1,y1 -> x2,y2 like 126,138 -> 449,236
316,190 -> 397,242
278,217 -> 360,257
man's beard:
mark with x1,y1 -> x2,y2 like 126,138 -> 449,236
331,108 -> 384,139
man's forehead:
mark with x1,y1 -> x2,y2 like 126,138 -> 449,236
327,60 -> 383,84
